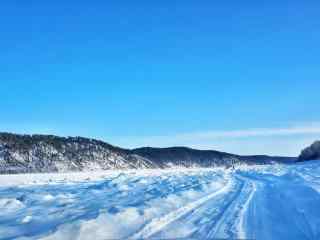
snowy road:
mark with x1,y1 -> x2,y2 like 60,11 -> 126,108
0,161 -> 320,240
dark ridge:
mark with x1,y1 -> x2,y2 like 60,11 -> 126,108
132,147 -> 296,167
298,141 -> 320,161
0,132 -> 298,174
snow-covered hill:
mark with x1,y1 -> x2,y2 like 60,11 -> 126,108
0,133 -> 157,173
0,132 -> 295,173
0,160 -> 319,240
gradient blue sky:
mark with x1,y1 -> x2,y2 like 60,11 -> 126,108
1,1 -> 320,156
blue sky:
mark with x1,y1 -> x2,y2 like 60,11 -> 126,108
1,1 -> 320,156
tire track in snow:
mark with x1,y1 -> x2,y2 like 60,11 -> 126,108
205,174 -> 256,239
237,179 -> 257,239
130,179 -> 233,240
184,176 -> 245,239
149,173 -> 257,240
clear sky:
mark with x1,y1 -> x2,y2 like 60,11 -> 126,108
1,1 -> 320,156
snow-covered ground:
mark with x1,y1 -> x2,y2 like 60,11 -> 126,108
0,161 -> 320,240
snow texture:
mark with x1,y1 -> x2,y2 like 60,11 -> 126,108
0,161 -> 320,240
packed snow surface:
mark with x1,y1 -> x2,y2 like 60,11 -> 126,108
0,161 -> 320,240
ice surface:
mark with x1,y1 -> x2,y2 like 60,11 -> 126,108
0,161 -> 320,240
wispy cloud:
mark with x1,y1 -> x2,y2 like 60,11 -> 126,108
114,122 -> 320,156
169,123 -> 320,141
